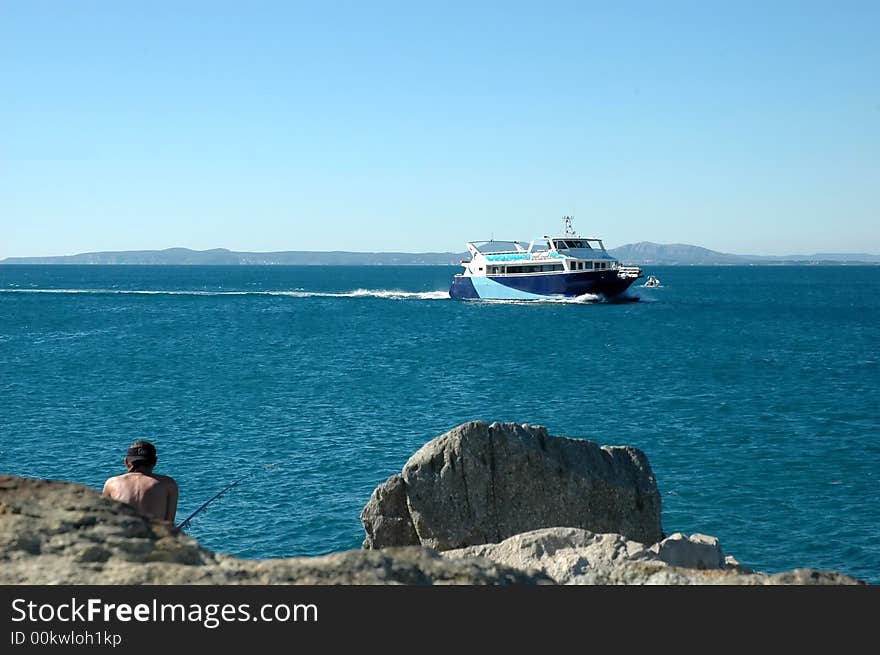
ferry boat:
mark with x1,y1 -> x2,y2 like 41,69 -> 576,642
449,216 -> 643,301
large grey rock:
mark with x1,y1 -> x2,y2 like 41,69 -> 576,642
0,476 -> 550,585
443,527 -> 865,585
359,474 -> 419,549
650,532 -> 725,570
362,421 -> 662,550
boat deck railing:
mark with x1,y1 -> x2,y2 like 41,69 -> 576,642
617,266 -> 642,279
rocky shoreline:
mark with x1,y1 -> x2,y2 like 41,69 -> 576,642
0,421 -> 865,585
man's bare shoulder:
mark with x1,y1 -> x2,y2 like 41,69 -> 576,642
153,474 -> 178,488
102,475 -> 125,492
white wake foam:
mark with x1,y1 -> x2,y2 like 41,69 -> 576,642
478,293 -> 601,305
266,289 -> 450,300
0,288 -> 451,300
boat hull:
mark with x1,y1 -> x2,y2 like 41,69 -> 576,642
449,271 -> 639,300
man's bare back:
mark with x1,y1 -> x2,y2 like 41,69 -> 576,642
103,440 -> 178,523
103,472 -> 178,522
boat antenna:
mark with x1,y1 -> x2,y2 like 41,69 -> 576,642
562,215 -> 577,236
176,464 -> 274,531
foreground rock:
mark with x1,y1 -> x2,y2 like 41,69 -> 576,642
444,527 -> 864,585
1,467 -> 864,585
362,421 -> 662,550
0,476 -> 550,584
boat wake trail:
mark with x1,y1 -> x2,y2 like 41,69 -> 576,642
0,288 -> 451,300
3,288 -> 641,303
273,289 -> 451,300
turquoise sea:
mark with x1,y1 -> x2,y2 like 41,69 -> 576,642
1,265 -> 878,583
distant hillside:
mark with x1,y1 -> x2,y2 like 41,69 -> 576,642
609,242 -> 748,265
0,248 -> 465,266
609,242 -> 880,266
753,252 -> 880,263
2,244 -> 878,266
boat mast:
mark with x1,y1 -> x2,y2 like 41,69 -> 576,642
562,215 -> 577,236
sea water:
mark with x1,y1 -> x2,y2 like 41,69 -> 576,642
1,264 -> 878,583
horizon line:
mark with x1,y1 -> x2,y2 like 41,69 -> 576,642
3,242 -> 880,263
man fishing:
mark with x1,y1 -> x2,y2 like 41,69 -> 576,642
102,440 -> 179,523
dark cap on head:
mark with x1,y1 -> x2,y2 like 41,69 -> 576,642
126,440 -> 157,464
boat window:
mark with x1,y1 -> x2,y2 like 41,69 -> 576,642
554,240 -> 567,250
502,263 -> 565,274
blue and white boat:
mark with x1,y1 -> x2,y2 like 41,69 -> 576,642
449,216 -> 642,301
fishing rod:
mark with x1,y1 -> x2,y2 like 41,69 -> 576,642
176,465 -> 272,531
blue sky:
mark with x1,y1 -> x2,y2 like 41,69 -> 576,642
1,1 -> 877,258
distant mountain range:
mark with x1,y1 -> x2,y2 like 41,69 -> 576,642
608,242 -> 880,265
0,248 -> 463,266
2,244 -> 879,266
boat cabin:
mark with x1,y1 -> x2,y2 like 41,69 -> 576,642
464,237 -> 617,277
